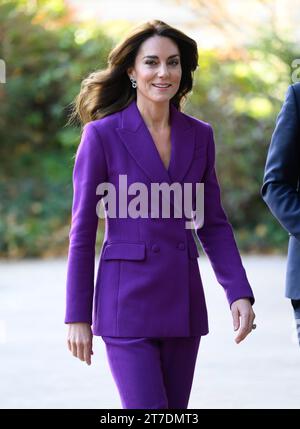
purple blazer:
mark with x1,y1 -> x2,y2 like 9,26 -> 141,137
64,98 -> 255,337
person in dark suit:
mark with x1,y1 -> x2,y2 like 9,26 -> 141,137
261,82 -> 300,346
64,19 -> 256,409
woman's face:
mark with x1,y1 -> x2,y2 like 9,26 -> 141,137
128,35 -> 182,104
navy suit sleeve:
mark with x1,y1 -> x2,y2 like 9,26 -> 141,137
64,122 -> 108,324
196,125 -> 255,308
261,85 -> 300,240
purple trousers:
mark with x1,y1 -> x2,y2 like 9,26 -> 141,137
101,335 -> 201,409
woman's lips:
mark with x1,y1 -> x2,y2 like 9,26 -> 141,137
152,84 -> 171,90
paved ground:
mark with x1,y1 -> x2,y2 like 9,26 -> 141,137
0,254 -> 299,409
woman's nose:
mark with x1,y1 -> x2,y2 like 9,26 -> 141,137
157,64 -> 170,77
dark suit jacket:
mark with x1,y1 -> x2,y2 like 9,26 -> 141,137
261,82 -> 300,299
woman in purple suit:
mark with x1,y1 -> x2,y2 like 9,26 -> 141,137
64,20 -> 256,409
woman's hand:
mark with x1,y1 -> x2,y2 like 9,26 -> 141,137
67,322 -> 94,365
231,298 -> 256,344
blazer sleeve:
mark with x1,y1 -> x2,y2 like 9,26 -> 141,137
261,84 -> 300,240
64,122 -> 108,324
195,125 -> 255,308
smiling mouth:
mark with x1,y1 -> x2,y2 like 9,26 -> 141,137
152,84 -> 172,88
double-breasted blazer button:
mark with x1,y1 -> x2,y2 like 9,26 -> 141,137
177,242 -> 185,250
151,244 -> 160,253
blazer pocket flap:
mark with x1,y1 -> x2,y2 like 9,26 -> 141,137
188,240 -> 199,259
102,242 -> 146,261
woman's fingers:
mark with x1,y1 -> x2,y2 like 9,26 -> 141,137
77,343 -> 85,362
67,323 -> 93,365
70,341 -> 77,357
235,314 -> 250,344
70,340 -> 93,365
232,307 -> 240,331
231,299 -> 256,344
248,311 -> 256,333
235,311 -> 256,343
84,342 -> 92,366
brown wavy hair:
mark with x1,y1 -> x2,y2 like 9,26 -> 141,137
67,19 -> 199,127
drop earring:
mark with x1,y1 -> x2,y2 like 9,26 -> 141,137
130,76 -> 137,88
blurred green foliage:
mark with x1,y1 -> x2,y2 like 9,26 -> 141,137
0,0 -> 113,257
0,0 -> 297,257
187,30 -> 298,254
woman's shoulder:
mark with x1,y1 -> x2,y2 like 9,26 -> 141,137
181,110 -> 213,135
87,110 -> 120,132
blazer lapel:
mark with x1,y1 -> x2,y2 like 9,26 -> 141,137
116,98 -> 196,186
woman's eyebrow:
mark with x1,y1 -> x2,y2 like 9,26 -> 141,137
142,54 -> 180,59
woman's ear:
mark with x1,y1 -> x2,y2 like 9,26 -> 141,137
127,67 -> 135,80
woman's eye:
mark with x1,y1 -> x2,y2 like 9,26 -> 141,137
145,60 -> 179,66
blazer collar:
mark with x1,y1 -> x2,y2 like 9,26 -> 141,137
116,98 -> 196,186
